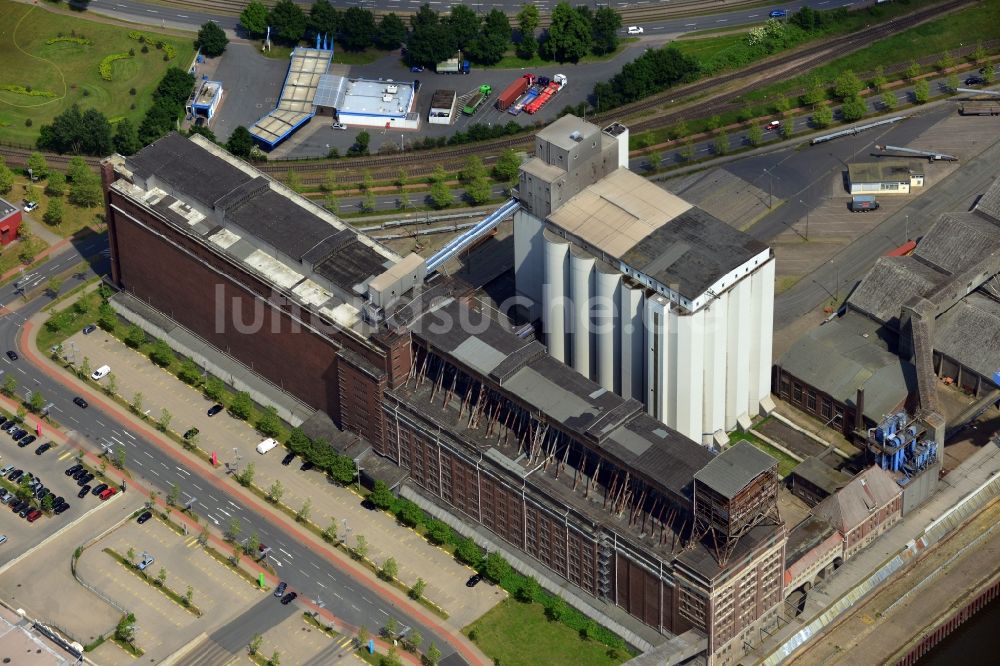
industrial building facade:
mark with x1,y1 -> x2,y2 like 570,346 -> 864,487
103,130 -> 788,665
514,116 -> 775,445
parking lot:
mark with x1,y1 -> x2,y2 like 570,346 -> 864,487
79,510 -> 264,664
0,409 -> 118,559
65,319 -> 504,630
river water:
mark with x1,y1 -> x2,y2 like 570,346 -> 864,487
918,595 -> 1000,664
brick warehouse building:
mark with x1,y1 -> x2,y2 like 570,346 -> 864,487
102,133 -> 786,664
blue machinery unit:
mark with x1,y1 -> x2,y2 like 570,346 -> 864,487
869,411 -> 938,487
425,198 -> 520,273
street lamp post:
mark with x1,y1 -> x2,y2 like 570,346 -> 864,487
799,199 -> 810,240
764,168 -> 774,209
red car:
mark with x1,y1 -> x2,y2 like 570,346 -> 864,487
26,509 -> 42,522
99,487 -> 118,501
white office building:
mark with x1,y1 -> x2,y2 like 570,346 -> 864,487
514,116 -> 775,445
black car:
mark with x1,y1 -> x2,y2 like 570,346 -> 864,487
91,483 -> 109,496
965,75 -> 986,85
281,452 -> 295,466
34,486 -> 47,500
10,429 -> 27,441
8,470 -> 23,482
10,500 -> 26,513
77,473 -> 94,487
77,486 -> 91,498
300,460 -> 314,472
273,582 -> 287,598
34,442 -> 51,456
65,464 -> 82,477
52,496 -> 64,507
0,421 -> 17,433
6,350 -> 18,361
207,404 -> 224,417
136,510 -> 152,524
0,417 -> 7,429
280,591 -> 298,605
183,427 -> 199,440
20,435 -> 36,447
361,498 -> 377,511
55,503 -> 70,515
18,505 -> 32,518
466,573 -> 484,588
73,397 -> 88,409
72,468 -> 88,480
82,324 -> 97,335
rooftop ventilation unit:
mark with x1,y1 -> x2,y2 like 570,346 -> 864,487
569,130 -> 583,142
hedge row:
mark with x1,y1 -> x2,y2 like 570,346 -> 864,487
46,37 -> 92,46
0,84 -> 57,98
99,53 -> 132,81
366,481 -> 629,651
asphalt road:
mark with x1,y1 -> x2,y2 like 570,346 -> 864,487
0,242 -> 468,664
82,0 -> 866,39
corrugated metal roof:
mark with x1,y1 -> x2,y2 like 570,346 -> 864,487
973,176 -> 1000,222
694,440 -> 776,499
934,292 -> 1000,380
913,212 -> 1000,275
847,256 -> 944,325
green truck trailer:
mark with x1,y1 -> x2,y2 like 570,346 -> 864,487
462,85 -> 492,115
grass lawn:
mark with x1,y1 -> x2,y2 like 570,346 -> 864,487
730,429 -> 800,477
260,42 -> 387,65
12,179 -> 104,238
464,600 -> 629,666
673,33 -> 746,61
0,0 -> 195,146
742,0 -> 1000,102
0,235 -> 47,279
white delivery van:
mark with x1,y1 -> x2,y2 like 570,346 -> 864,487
91,365 -> 111,380
256,438 -> 278,454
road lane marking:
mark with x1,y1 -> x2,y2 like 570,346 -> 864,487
228,500 -> 241,510
317,581 -> 326,588
299,568 -> 310,577
310,561 -> 320,570
279,548 -> 294,559
208,494 -> 218,501
333,592 -> 343,600
150,468 -> 159,477
218,507 -> 231,517
143,451 -> 153,458
176,467 -> 190,476
192,483 -> 202,490
122,431 -> 135,440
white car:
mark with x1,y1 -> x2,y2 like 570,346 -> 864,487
332,122 -> 347,130
91,364 -> 111,381
627,26 -> 644,35
22,201 -> 38,213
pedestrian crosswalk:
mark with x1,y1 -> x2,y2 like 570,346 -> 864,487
57,450 -> 76,461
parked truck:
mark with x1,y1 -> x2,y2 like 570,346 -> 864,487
462,85 -> 492,115
496,74 -> 534,112
436,53 -> 471,74
524,74 -> 567,114
509,78 -> 544,115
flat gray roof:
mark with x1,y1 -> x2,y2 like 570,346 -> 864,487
848,160 -> 922,184
694,440 -> 776,499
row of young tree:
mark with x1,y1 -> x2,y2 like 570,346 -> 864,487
36,67 -> 194,157
239,1 -> 622,65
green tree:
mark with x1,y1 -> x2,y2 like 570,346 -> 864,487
41,493 -> 54,513
937,49 -> 955,72
370,480 -> 394,509
407,629 -> 423,652
43,198 -> 64,225
268,0 -> 307,44
69,172 -> 102,207
645,151 -> 661,172
429,179 -> 451,209
973,39 -> 987,63
493,148 -> 520,181
255,406 -> 281,437
913,78 -> 930,104
546,597 -> 569,621
469,9 -> 510,65
236,462 -> 255,487
29,390 -> 46,413
591,6 -> 621,55
680,139 -> 695,162
0,157 -> 14,195
157,408 -> 172,432
114,447 -> 126,470
362,190 -> 377,213
409,577 -> 426,600
841,95 -> 868,121
149,339 -> 174,367
946,73 -> 960,93
713,130 -> 729,155
484,552 -> 511,584
296,497 -> 311,522
871,65 -> 887,92
197,21 -> 229,57
168,482 -> 180,506
983,67 -> 995,85
746,124 -> 763,147
516,4 -> 540,59
178,359 -> 201,385
460,156 -> 486,184
465,177 -> 491,205
322,517 -> 338,542
357,626 -> 370,646
448,5 -> 481,51
67,156 -> 89,183
115,613 -> 136,643
340,7 -> 377,51
38,105 -> 113,156
285,170 -> 303,193
27,152 -> 49,180
772,95 -> 790,116
321,169 -> 337,192
79,356 -> 91,380
801,77 -> 826,107
812,104 -> 833,128
455,537 -> 482,567
516,576 -> 540,602
229,391 -> 253,420
904,60 -> 920,80
245,531 -> 260,556
240,1 -> 269,38
348,131 -> 370,156
425,643 -> 441,666
45,171 -> 66,197
266,479 -> 284,503
204,376 -> 226,401
184,585 -> 194,606
545,2 -> 592,62
106,373 -> 118,396
353,534 -> 368,560
426,519 -> 452,545
248,633 -> 263,656
375,13 -> 407,51
113,118 -> 141,156
405,5 -> 455,67
156,567 -> 167,587
226,126 -> 255,159
833,70 -> 862,101
379,557 -> 398,581
4,374 -> 19,397
226,516 -> 242,542
125,324 -> 145,348
268,650 -> 280,666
